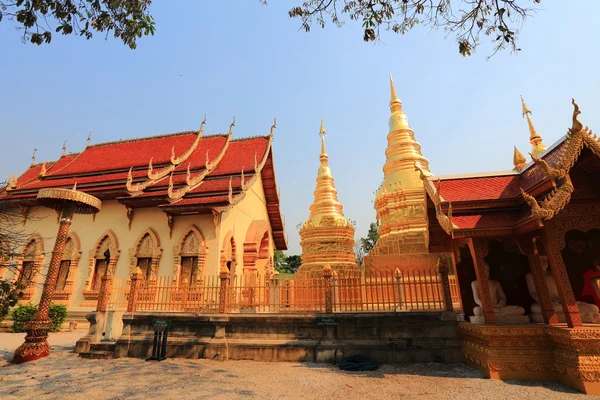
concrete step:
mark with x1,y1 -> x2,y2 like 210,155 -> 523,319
90,342 -> 116,352
79,350 -> 114,360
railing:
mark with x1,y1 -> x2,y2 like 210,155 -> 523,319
109,267 -> 460,314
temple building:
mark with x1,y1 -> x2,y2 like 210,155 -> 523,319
0,118 -> 286,310
364,75 -> 450,273
297,120 -> 357,275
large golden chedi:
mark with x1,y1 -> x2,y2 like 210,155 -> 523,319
297,120 -> 358,276
364,75 -> 440,272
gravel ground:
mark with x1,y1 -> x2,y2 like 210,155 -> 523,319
0,332 -> 595,400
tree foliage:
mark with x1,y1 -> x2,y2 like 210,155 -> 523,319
11,303 -> 67,332
273,250 -> 302,274
359,221 -> 379,255
0,0 -> 155,48
287,0 -> 541,56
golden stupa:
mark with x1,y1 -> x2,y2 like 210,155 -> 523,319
520,95 -> 547,158
364,75 -> 442,273
297,119 -> 358,276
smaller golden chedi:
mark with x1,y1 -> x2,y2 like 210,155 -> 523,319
521,95 -> 547,158
297,119 -> 358,276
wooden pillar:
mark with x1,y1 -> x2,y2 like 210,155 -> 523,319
437,258 -> 454,312
527,237 -> 559,325
541,233 -> 582,328
467,238 -> 496,325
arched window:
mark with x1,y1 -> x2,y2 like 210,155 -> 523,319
15,235 -> 44,300
173,226 -> 207,286
220,232 -> 237,276
52,233 -> 81,302
129,229 -> 162,282
83,231 -> 120,303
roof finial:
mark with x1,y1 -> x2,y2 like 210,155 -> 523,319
269,118 -> 277,138
31,149 -> 37,166
389,73 -> 402,113
62,141 -> 67,157
319,118 -> 327,157
72,182 -> 77,191
87,131 -> 92,147
513,146 -> 527,172
520,95 -> 546,158
571,98 -> 583,132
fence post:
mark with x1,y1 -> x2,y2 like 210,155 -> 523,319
394,268 -> 404,310
323,263 -> 333,313
437,258 -> 454,311
219,268 -> 230,314
96,270 -> 114,312
127,267 -> 143,312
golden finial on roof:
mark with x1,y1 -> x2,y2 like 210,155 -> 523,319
62,141 -> 67,157
389,73 -> 402,113
228,116 -> 236,135
7,174 -> 17,190
270,118 -> 277,137
571,98 -> 583,132
520,95 -> 546,157
513,146 -> 527,171
87,132 -> 92,147
31,149 -> 37,166
72,182 -> 77,191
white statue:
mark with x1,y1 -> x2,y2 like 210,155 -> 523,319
470,263 -> 528,324
525,259 -> 600,323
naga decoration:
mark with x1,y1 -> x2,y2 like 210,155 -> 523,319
6,175 -> 17,191
39,163 -> 47,178
167,117 -> 236,201
127,116 -> 208,195
522,99 -> 600,221
417,162 -> 455,236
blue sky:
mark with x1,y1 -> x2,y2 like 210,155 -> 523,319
1,1 -> 599,254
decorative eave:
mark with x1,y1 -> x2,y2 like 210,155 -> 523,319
521,99 -> 599,222
418,163 -> 455,237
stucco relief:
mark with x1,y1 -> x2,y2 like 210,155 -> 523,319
14,234 -> 45,300
84,230 -> 120,301
129,228 -> 162,278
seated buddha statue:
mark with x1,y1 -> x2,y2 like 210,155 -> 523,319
525,260 -> 600,323
470,263 -> 528,324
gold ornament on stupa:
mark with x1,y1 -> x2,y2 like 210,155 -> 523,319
520,95 -> 547,158
297,119 -> 358,276
370,74 -> 431,256
513,146 -> 527,171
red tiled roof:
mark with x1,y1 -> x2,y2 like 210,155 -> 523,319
1,130 -> 286,249
452,213 -> 520,230
435,175 -> 521,202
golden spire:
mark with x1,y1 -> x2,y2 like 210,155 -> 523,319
389,73 -> 402,113
306,119 -> 349,227
319,117 -> 327,159
513,146 -> 526,171
520,95 -> 547,157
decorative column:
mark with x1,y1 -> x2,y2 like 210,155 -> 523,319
12,187 -> 101,363
467,238 -> 496,325
96,250 -> 114,312
541,233 -> 582,328
527,237 -> 558,325
323,263 -> 333,313
219,268 -> 230,314
127,267 -> 143,312
437,258 -> 453,312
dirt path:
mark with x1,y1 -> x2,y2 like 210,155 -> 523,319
0,332 -> 593,400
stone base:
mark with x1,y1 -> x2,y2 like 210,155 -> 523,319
460,322 -> 600,395
469,315 -> 530,325
79,311 -> 461,364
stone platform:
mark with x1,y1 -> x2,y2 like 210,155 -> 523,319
76,311 -> 461,364
460,322 -> 600,395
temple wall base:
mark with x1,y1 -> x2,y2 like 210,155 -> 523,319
459,322 -> 600,395
78,311 -> 461,364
